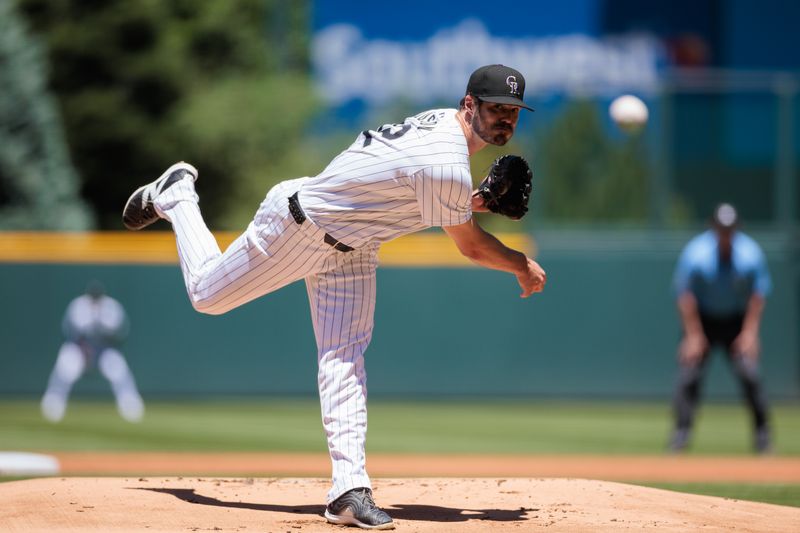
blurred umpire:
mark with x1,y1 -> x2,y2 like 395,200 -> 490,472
669,203 -> 773,454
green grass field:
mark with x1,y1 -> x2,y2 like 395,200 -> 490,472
1,398 -> 799,506
2,398 -> 799,454
641,482 -> 800,508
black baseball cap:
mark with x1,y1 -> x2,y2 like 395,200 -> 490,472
466,64 -> 533,111
85,279 -> 106,298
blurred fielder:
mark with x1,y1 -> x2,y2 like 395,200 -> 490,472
41,281 -> 145,423
123,64 -> 544,529
669,203 -> 772,454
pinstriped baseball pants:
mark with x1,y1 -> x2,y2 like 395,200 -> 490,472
156,177 -> 379,502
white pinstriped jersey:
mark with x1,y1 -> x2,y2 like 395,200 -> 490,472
63,295 -> 128,345
149,108 -> 475,504
298,108 -> 473,248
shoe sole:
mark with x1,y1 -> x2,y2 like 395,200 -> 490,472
324,510 -> 395,530
122,162 -> 197,230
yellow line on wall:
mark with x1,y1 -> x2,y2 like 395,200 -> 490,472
378,232 -> 535,266
0,231 -> 535,267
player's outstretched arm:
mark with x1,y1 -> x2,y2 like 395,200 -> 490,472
443,218 -> 546,297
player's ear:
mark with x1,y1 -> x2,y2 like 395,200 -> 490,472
464,94 -> 478,117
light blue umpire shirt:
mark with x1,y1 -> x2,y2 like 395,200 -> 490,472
672,229 -> 772,318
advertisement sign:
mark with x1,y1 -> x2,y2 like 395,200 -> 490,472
312,4 -> 664,108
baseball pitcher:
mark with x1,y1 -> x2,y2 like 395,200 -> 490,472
122,64 -> 544,530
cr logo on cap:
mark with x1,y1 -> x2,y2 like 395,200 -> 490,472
506,76 -> 519,95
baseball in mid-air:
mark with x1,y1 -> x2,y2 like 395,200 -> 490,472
609,94 -> 648,132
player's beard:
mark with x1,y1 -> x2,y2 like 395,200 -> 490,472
472,107 -> 514,146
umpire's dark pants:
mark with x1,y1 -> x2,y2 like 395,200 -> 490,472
672,314 -> 770,433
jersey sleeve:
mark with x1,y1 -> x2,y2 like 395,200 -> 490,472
751,245 -> 773,297
413,165 -> 472,227
62,299 -> 82,340
672,244 -> 695,297
101,298 -> 130,340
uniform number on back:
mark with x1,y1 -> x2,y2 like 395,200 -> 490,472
362,123 -> 411,147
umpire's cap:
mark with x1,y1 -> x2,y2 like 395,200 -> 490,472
712,203 -> 738,229
466,64 -> 534,111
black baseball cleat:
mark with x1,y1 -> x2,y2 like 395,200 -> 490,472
667,428 -> 690,453
755,428 -> 772,455
324,487 -> 394,530
122,162 -> 197,230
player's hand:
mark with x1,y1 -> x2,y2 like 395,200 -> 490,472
679,333 -> 708,365
517,258 -> 546,298
732,329 -> 760,360
471,191 -> 490,212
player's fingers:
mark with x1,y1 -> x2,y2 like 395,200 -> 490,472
520,281 -> 542,298
519,283 -> 534,298
527,277 -> 546,297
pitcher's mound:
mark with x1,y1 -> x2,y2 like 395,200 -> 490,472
1,477 -> 796,532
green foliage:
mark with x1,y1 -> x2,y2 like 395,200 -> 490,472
175,73 -> 318,228
0,0 -> 93,229
16,0 -> 314,229
536,100 -> 651,223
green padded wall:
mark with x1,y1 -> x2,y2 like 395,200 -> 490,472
1,230 -> 797,400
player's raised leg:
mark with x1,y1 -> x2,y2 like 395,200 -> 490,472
122,162 -> 223,303
122,165 -> 331,315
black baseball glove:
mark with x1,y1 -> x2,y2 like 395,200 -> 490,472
475,155 -> 532,220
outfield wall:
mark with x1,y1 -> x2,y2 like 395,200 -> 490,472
0,230 -> 797,400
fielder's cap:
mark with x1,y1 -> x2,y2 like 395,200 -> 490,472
85,279 -> 106,298
466,64 -> 533,111
713,203 -> 738,229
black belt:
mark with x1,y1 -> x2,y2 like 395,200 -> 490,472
288,192 -> 354,252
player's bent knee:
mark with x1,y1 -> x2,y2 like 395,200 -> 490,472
188,293 -> 233,316
189,299 -> 226,315
184,284 -> 220,314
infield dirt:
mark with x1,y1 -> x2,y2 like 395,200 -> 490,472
4,453 -> 800,532
49,451 -> 800,482
2,476 -> 799,532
